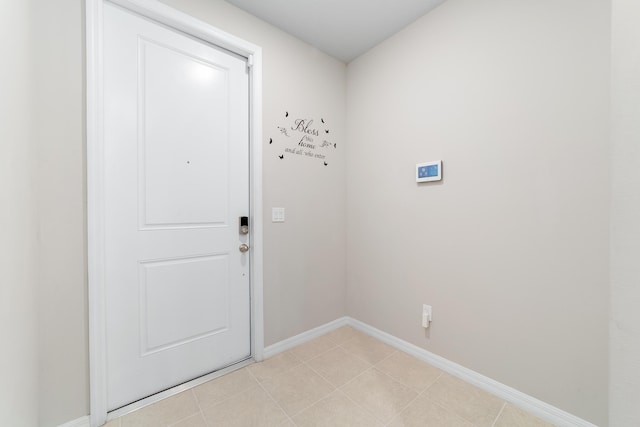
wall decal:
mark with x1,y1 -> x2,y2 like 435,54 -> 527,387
269,111 -> 337,166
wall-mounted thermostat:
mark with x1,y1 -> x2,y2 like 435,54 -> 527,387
416,160 -> 442,182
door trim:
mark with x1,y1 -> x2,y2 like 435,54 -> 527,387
86,1 -> 263,425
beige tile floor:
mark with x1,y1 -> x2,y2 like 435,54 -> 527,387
103,326 -> 555,427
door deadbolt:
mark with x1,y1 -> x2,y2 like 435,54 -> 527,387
239,216 -> 249,235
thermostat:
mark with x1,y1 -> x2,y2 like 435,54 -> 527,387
416,160 -> 442,182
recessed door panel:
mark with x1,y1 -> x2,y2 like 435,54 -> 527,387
140,255 -> 230,354
140,39 -> 229,228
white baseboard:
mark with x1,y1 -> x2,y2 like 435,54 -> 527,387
262,316 -> 597,427
70,316 -> 597,427
58,415 -> 90,427
263,316 -> 349,359
345,317 -> 598,427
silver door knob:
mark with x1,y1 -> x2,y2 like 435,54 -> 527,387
239,244 -> 249,253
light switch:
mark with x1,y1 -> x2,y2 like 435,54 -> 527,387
272,207 -> 285,223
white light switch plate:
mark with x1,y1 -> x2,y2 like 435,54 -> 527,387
272,207 -> 285,223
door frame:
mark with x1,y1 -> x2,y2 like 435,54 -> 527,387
86,0 -> 264,425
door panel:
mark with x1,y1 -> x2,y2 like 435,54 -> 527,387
140,38 -> 230,228
104,3 -> 250,410
140,255 -> 230,354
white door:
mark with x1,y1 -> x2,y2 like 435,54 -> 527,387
103,3 -> 251,410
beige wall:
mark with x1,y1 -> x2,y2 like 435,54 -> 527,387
29,0 -> 347,425
610,0 -> 640,425
346,0 -> 610,425
0,0 -> 39,425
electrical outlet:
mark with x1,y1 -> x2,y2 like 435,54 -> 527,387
422,304 -> 432,328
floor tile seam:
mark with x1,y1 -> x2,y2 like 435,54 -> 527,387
302,359 -> 343,389
369,364 -> 422,392
283,382 -> 339,422
421,386 -> 503,427
341,366 -> 420,425
383,373 -> 438,426
336,383 -> 389,426
322,332 -> 341,346
418,389 -> 481,426
331,386 -> 386,427
336,341 -> 396,366
413,372 -> 491,426
153,389 -> 201,427
248,352 -> 305,382
421,371 -> 445,394
187,388 -> 205,426
295,341 -> 340,364
383,393 -> 420,426
247,365 -> 297,425
192,373 -> 259,409
194,371 -> 278,419
196,405 -> 212,427
194,382 -> 258,414
372,348 -> 398,367
490,401 -> 507,427
420,393 -> 483,427
331,331 -> 368,347
165,397 -> 206,427
374,365 -> 441,395
270,361 -> 338,419
335,363 -> 376,391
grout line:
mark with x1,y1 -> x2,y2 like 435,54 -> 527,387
295,341 -> 340,364
423,371 -> 444,394
197,406 -> 210,427
166,411 -> 201,427
247,363 -> 297,425
384,384 -> 431,426
491,402 -> 507,427
164,389 -> 207,427
268,360 -> 340,419
250,351 -> 304,382
303,359 -> 341,389
336,342 -> 393,367
421,372 -> 494,426
193,368 -> 258,409
421,394 -> 476,427
279,374 -> 335,419
336,364 -> 375,391
191,388 -> 212,427
191,385 -> 201,405
372,348 -> 398,367
298,337 -> 390,425
299,339 -> 389,424
336,385 -> 387,426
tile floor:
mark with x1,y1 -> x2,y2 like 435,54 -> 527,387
103,326 -> 555,427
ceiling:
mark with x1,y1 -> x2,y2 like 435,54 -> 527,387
225,0 -> 446,63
